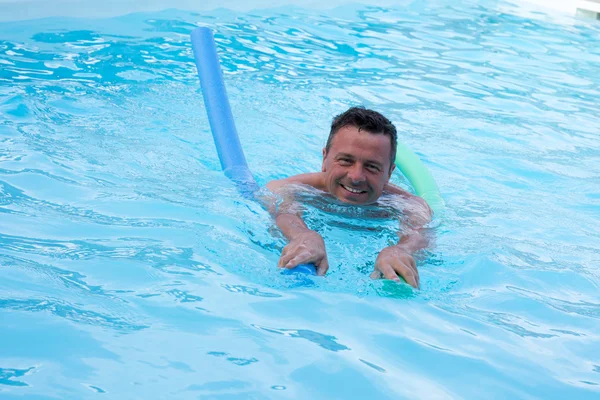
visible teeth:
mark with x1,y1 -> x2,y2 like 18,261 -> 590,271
342,185 -> 364,194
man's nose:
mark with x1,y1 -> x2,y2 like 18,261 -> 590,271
347,164 -> 366,183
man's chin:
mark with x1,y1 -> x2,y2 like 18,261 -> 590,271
335,191 -> 372,205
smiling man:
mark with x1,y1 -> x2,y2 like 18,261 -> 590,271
266,106 -> 432,288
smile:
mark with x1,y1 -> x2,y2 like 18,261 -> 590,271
341,184 -> 367,194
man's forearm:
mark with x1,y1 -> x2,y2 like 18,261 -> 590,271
275,213 -> 312,241
394,228 -> 429,254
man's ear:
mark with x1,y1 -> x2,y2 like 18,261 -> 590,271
321,148 -> 327,172
388,163 -> 396,180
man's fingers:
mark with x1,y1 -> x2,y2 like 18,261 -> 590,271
408,257 -> 420,287
393,263 -> 418,288
375,261 -> 419,288
285,251 -> 312,269
370,269 -> 382,279
278,246 -> 295,268
316,257 -> 329,276
399,257 -> 419,287
379,264 -> 401,282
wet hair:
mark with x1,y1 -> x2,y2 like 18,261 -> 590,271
326,106 -> 397,170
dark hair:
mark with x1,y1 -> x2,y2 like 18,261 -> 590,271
326,106 -> 397,169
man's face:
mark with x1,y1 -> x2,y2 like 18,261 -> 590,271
321,125 -> 395,205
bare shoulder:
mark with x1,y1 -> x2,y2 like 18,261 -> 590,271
266,172 -> 325,192
384,182 -> 433,222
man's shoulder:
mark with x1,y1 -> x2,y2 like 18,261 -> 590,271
384,183 -> 433,220
383,183 -> 414,199
266,172 -> 325,192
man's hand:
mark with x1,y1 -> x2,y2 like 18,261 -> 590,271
278,230 -> 329,275
371,245 -> 419,288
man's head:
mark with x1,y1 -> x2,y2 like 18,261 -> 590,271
321,106 -> 398,205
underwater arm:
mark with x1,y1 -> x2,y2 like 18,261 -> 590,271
265,176 -> 329,275
372,187 -> 433,288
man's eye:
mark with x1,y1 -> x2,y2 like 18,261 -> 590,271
339,158 -> 352,165
367,165 -> 381,172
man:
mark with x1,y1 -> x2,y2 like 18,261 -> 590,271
266,107 -> 432,288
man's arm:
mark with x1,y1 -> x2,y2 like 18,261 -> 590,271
372,184 -> 433,288
266,173 -> 325,193
265,175 -> 329,275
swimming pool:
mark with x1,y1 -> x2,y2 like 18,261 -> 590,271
1,1 -> 599,398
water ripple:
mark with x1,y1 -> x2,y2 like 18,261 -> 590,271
252,324 -> 350,352
0,3 -> 599,398
0,366 -> 35,387
0,298 -> 147,332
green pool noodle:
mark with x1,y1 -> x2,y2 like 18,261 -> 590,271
395,141 -> 445,215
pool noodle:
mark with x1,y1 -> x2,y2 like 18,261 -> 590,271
190,27 -> 317,276
395,142 -> 445,215
190,27 -> 258,196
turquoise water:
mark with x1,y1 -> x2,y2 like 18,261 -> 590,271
1,1 -> 599,398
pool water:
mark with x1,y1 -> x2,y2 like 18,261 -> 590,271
1,1 -> 599,398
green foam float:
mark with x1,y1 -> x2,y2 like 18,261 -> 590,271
394,141 -> 445,216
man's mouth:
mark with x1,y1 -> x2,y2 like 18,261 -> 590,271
340,184 -> 367,194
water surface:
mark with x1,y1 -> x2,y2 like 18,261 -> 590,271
1,2 -> 599,398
